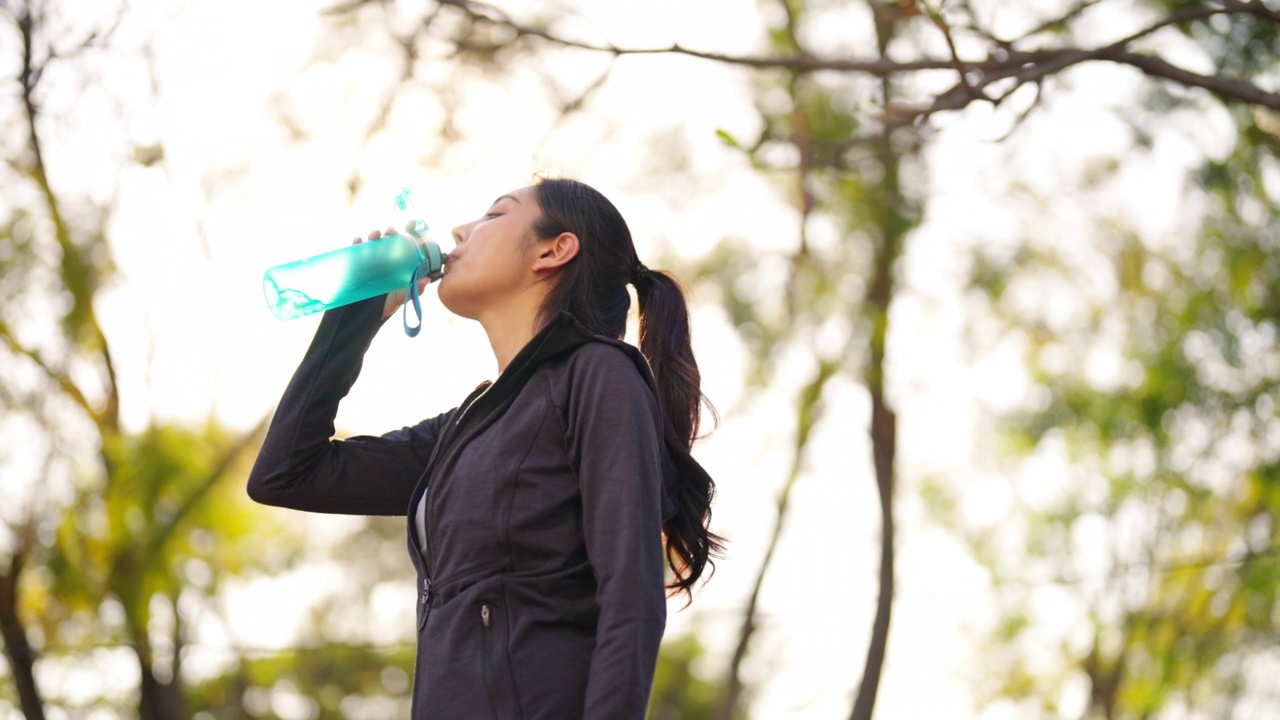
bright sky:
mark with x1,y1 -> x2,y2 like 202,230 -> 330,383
11,0 -> 1233,717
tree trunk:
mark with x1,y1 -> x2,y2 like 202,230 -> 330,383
850,393 -> 896,720
850,8 -> 908,717
716,363 -> 838,720
714,502 -> 786,720
0,546 -> 46,720
135,625 -> 185,720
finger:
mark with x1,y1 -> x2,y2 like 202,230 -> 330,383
368,229 -> 382,240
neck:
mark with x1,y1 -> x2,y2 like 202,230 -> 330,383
478,294 -> 547,375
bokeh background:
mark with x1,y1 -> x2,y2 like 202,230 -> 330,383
3,0 -> 1280,718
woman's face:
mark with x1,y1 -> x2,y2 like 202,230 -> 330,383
438,185 -> 544,320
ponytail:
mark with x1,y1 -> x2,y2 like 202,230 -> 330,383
532,177 -> 725,600
633,267 -> 726,599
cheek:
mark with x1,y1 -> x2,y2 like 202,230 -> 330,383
436,243 -> 525,314
476,236 -> 532,280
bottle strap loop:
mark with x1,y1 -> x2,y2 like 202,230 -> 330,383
401,240 -> 443,337
403,265 -> 425,337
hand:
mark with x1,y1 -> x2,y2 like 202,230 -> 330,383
352,227 -> 430,322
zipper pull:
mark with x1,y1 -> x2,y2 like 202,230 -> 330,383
418,578 -> 434,631
481,603 -> 491,628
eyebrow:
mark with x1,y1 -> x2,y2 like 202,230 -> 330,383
492,194 -> 521,205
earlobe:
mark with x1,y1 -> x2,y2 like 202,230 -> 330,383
533,232 -> 580,272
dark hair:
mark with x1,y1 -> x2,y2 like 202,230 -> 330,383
531,176 -> 724,599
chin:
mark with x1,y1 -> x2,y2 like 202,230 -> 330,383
437,281 -> 477,320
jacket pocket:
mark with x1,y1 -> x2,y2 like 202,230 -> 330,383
479,601 -> 521,720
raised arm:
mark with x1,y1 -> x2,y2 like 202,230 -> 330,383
247,297 -> 452,516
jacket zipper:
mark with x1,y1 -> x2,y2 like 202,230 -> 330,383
455,381 -> 493,428
481,603 -> 501,720
420,321 -> 563,582
418,576 -> 433,630
421,381 -> 493,589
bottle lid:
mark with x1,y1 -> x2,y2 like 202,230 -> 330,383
394,186 -> 429,238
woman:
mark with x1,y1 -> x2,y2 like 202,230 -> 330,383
247,177 -> 723,719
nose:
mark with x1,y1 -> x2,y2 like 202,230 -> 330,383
451,222 -> 470,247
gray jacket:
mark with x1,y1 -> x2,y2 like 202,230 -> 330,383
248,297 -> 671,719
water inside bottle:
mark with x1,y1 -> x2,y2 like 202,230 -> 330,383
264,275 -> 328,321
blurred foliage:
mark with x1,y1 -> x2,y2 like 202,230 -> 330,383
180,619 -> 733,720
269,0 -> 1280,716
7,0 -> 1280,718
648,632 -> 732,720
0,2 -> 301,718
186,643 -> 417,719
686,4 -> 918,719
943,10 -> 1280,717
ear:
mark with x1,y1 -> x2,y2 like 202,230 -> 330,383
531,232 -> 580,273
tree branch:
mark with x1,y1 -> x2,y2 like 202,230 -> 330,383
0,512 -> 46,720
14,0 -> 121,434
1110,49 -> 1280,108
992,79 -> 1044,142
886,5 -> 1280,130
0,319 -> 97,420
716,358 -> 840,720
106,415 -> 274,597
1102,2 -> 1238,51
1221,0 -> 1280,25
1008,0 -> 1107,44
404,0 -> 1280,129
428,0 -> 960,74
146,416 -> 272,563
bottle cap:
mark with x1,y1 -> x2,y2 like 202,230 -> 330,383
394,186 -> 429,238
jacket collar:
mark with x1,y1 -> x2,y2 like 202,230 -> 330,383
456,312 -> 611,433
465,311 -> 677,521
502,311 -> 601,383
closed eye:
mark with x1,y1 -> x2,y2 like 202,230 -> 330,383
483,212 -> 501,220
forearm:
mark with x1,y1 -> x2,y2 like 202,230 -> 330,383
582,484 -> 667,717
582,586 -> 666,718
247,297 -> 422,515
569,345 -> 670,717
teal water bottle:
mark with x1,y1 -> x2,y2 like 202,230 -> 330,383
263,188 -> 447,336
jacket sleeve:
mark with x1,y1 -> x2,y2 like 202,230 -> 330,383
247,297 -> 452,516
564,344 -> 668,719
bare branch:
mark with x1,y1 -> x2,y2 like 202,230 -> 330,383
1006,0 -> 1108,44
0,509 -> 46,720
887,0 -> 1280,130
992,80 -> 1045,142
1111,49 -> 1280,108
923,0 -> 986,104
13,0 -> 122,433
412,0 -> 1280,127
1222,0 -> 1280,25
432,0 -> 959,74
1104,2 -> 1235,52
344,21 -> 424,202
717,357 -> 841,720
51,8 -> 122,60
544,55 -> 616,118
0,320 -> 96,420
